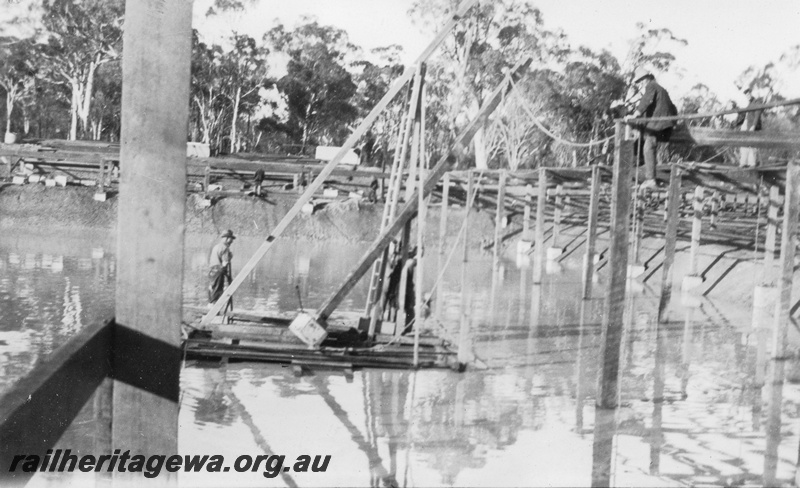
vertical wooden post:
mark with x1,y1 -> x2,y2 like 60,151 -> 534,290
552,184 -> 563,248
650,315 -> 667,474
658,166 -> 682,323
632,185 -> 644,264
457,171 -> 474,365
93,377 -> 113,487
203,165 -> 210,195
534,168 -> 547,284
574,299 -> 590,433
764,185 -> 780,283
523,183 -> 532,238
582,166 -> 600,299
413,77 -> 427,367
435,172 -> 450,318
97,159 -> 105,192
113,1 -> 192,484
764,161 -> 800,486
710,190 -> 719,228
689,185 -> 704,275
493,170 -> 507,263
596,121 -> 632,409
590,407 -> 617,487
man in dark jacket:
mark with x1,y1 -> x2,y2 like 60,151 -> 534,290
734,87 -> 763,167
629,69 -> 678,189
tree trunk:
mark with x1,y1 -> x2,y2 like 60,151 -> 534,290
69,86 -> 79,140
230,86 -> 241,154
473,126 -> 488,169
5,91 -> 12,134
78,60 -> 99,138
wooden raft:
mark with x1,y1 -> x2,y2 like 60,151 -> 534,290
183,307 -> 456,370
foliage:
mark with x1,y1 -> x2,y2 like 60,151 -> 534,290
38,0 -> 124,140
0,37 -> 38,134
264,21 -> 359,151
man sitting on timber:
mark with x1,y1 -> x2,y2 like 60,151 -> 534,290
627,69 -> 678,190
208,229 -> 235,308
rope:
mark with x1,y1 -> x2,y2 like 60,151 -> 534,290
626,97 -> 800,125
507,76 -> 615,148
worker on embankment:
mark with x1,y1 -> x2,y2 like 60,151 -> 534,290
627,69 -> 678,190
208,229 -> 236,309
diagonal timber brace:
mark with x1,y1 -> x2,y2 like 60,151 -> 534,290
200,0 -> 481,325
315,58 -> 533,323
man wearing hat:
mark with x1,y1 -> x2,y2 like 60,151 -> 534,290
208,229 -> 236,305
734,87 -> 763,167
628,69 -> 678,189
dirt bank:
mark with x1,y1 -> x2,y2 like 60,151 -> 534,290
0,184 -> 499,246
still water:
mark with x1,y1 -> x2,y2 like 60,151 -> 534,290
3,229 -> 800,486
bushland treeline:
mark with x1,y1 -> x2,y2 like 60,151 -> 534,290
1,0 -> 797,168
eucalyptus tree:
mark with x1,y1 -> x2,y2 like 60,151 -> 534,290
38,0 -> 124,140
218,34 -> 270,153
410,0 -> 560,169
0,37 -> 38,136
265,21 -> 359,152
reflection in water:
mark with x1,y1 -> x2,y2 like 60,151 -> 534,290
6,230 -> 800,486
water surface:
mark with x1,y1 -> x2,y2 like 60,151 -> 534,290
3,229 -> 800,486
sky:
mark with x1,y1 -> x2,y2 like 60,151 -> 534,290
193,0 -> 800,103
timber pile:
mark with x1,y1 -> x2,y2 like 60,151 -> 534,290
183,307 -> 456,370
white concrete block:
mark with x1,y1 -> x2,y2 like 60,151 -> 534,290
12,176 -> 26,185
54,175 -> 68,187
516,240 -> 532,254
91,247 -> 105,259
627,264 -> 646,279
547,247 -> 564,260
289,313 -> 328,349
302,202 -> 315,215
323,188 -> 339,198
682,275 -> 704,292
93,192 -> 107,202
45,179 -> 57,187
207,184 -> 222,192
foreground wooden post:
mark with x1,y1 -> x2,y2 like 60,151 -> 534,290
764,160 -> 800,486
657,167 -> 682,323
596,121 -> 632,409
582,166 -> 600,299
534,168 -> 548,284
114,1 -> 192,483
457,171 -> 474,366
